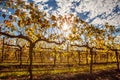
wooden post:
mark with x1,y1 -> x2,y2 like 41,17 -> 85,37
1,37 -> 5,62
78,51 -> 80,65
115,50 -> 119,70
90,48 -> 93,74
29,43 -> 34,80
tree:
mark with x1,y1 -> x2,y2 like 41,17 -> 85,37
70,19 -> 106,75
104,23 -> 120,71
0,0 -> 65,79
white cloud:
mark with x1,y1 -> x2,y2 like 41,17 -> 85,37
26,0 -> 120,26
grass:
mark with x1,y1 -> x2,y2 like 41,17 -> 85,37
0,71 -> 29,79
0,63 -> 117,79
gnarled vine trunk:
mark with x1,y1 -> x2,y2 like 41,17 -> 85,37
29,43 -> 34,80
106,52 -> 109,63
115,50 -> 119,71
19,48 -> 22,67
78,51 -> 80,65
90,48 -> 93,74
1,37 -> 5,62
54,52 -> 57,67
86,52 -> 88,64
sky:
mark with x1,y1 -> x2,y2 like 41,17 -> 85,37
0,0 -> 120,46
0,0 -> 120,36
0,0 -> 120,26
29,0 -> 120,26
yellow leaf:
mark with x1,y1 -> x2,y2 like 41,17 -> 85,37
15,9 -> 20,16
72,27 -> 76,34
4,20 -> 12,27
30,2 -> 34,7
52,23 -> 57,27
51,15 -> 56,20
69,34 -> 74,39
74,17 -> 79,23
18,20 -> 23,27
33,24 -> 37,29
36,33 -> 42,37
21,12 -> 26,18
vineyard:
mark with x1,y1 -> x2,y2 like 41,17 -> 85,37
0,38 -> 120,80
0,0 -> 120,80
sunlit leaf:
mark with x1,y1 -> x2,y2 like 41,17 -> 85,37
4,20 -> 12,27
52,23 -> 57,27
72,27 -> 76,34
51,15 -> 56,20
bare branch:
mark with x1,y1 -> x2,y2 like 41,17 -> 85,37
4,43 -> 22,49
4,43 -> 20,50
71,44 -> 90,49
104,44 -> 120,51
71,44 -> 105,50
0,32 -> 31,43
34,37 -> 66,45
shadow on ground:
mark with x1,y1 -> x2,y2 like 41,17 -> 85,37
0,69 -> 120,80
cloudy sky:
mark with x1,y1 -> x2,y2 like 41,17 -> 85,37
29,0 -> 120,26
0,0 -> 120,26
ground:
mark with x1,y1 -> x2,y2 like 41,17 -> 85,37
0,69 -> 120,80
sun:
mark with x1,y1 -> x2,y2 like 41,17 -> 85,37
62,22 -> 70,31
59,22 -> 72,38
